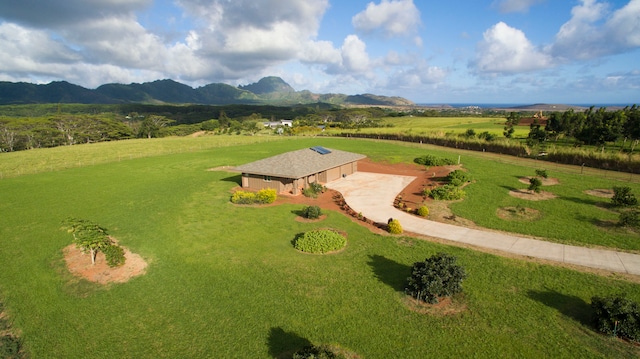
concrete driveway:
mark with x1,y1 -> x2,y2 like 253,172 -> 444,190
327,172 -> 640,276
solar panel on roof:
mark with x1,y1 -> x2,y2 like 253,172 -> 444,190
310,146 -> 332,155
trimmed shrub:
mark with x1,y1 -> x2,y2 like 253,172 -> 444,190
591,295 -> 640,342
231,190 -> 256,204
619,210 -> 640,228
414,154 -> 456,167
528,177 -> 542,193
424,184 -> 466,200
103,244 -> 126,267
387,218 -> 403,234
255,188 -> 277,204
231,189 -> 277,204
406,253 -> 467,304
417,206 -> 429,217
301,205 -> 322,219
446,169 -> 471,187
294,230 -> 346,254
611,186 -> 638,207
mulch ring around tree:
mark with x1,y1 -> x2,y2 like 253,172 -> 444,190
508,189 -> 557,201
402,294 -> 467,316
496,206 -> 542,221
518,176 -> 560,185
63,242 -> 147,284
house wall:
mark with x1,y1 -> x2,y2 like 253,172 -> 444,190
241,160 -> 359,195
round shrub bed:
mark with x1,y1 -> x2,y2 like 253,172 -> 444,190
293,229 -> 346,254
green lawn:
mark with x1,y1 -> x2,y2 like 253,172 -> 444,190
1,136 -> 639,358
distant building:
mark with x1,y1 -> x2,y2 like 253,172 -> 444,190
263,119 -> 293,128
234,146 -> 365,195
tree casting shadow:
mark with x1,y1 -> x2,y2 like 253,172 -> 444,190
527,289 -> 591,326
267,327 -> 312,359
368,255 -> 411,293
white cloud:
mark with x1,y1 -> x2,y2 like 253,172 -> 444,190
492,0 -> 545,13
352,0 -> 421,37
340,35 -> 371,73
549,0 -> 640,60
473,22 -> 553,74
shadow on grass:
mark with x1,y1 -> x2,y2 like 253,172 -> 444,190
500,184 -> 518,192
560,196 -> 600,206
575,213 -> 618,229
527,289 -> 592,326
368,255 -> 411,293
267,327 -> 311,359
220,174 -> 241,185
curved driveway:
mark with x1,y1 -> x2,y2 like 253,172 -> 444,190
326,172 -> 640,276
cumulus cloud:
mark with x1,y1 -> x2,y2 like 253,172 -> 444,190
492,0 -> 545,13
550,0 -> 640,60
472,22 -> 553,74
352,0 -> 421,37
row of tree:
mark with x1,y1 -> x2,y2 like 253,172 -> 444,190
515,106 -> 640,150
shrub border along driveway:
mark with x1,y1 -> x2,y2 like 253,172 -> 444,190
327,171 -> 640,276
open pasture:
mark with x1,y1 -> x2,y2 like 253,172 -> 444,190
0,136 -> 639,358
329,116 -> 530,137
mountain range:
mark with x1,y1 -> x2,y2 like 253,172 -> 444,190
0,76 -> 414,107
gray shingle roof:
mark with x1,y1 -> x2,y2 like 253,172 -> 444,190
234,147 -> 366,178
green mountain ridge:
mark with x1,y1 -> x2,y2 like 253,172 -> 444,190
0,77 -> 414,107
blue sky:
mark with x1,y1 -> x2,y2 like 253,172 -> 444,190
0,0 -> 638,104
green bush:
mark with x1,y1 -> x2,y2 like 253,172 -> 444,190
387,219 -> 403,234
446,169 -> 471,187
294,230 -> 346,254
619,210 -> 639,228
528,177 -> 542,193
103,244 -> 126,268
302,183 -> 324,198
231,190 -> 256,204
611,186 -> 638,207
424,184 -> 465,200
591,295 -> 640,342
255,188 -> 277,204
406,253 -> 467,304
417,206 -> 429,217
414,154 -> 456,167
301,205 -> 322,219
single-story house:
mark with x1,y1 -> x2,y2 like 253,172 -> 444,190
263,119 -> 293,128
234,146 -> 366,195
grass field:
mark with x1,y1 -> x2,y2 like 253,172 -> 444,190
325,116 -> 531,137
1,136 -> 639,358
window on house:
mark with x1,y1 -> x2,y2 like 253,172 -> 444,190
263,176 -> 272,182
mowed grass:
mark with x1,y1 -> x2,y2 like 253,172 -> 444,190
0,137 -> 639,358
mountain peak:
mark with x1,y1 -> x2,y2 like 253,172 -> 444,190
239,76 -> 295,94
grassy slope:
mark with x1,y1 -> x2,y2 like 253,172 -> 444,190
0,137 -> 639,358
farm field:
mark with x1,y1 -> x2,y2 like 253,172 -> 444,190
1,136 -> 639,358
326,116 -> 531,137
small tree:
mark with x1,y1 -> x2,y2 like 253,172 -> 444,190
406,253 -> 467,304
61,218 -> 111,265
619,210 -> 640,228
611,186 -> 638,207
535,169 -> 548,178
528,177 -> 542,193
